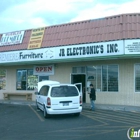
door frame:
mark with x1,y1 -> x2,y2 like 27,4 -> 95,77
70,73 -> 87,103
70,73 -> 86,84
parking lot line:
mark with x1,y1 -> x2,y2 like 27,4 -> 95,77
95,111 -> 140,123
82,110 -> 140,125
28,105 -> 44,122
81,110 -> 140,138
96,109 -> 140,117
86,109 -> 140,119
81,112 -> 108,125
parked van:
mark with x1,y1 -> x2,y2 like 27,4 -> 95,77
35,80 -> 82,118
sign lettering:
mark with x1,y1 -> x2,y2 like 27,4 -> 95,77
125,39 -> 140,54
28,27 -> 45,49
0,31 -> 25,46
34,65 -> 54,75
57,41 -> 123,59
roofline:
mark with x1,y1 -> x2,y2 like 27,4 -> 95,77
1,12 -> 140,34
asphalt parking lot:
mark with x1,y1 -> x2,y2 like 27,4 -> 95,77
0,104 -> 140,140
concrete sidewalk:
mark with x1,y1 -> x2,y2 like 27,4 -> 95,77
84,103 -> 140,112
0,100 -> 36,106
0,99 -> 140,112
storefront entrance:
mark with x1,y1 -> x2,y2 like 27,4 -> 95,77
71,74 -> 86,103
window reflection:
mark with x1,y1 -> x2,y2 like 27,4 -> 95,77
87,65 -> 118,92
0,69 -> 6,90
135,64 -> 140,91
16,69 -> 38,90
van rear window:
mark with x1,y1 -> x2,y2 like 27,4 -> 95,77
51,86 -> 79,97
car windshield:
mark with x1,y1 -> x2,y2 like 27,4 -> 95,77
51,85 -> 79,97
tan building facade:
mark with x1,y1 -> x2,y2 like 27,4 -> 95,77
0,13 -> 140,107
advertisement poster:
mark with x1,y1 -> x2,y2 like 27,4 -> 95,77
0,31 -> 25,46
28,27 -> 45,49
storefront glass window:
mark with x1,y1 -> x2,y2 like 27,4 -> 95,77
108,65 -> 118,91
87,66 -> 96,89
135,64 -> 140,92
87,65 -> 118,92
27,70 -> 38,90
0,69 -> 6,90
102,65 -> 107,91
96,66 -> 101,92
16,69 -> 38,90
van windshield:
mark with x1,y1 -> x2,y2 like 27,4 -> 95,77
51,86 -> 79,97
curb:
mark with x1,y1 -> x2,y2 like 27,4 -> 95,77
0,100 -> 36,106
0,100 -> 140,112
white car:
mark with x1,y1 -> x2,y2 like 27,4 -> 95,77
35,80 -> 82,118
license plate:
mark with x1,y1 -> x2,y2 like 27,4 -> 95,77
63,103 -> 69,106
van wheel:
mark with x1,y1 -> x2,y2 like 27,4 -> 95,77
74,113 -> 80,117
43,106 -> 50,118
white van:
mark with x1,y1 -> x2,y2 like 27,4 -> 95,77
35,80 -> 82,118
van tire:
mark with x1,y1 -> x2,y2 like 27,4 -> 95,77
74,113 -> 80,116
43,106 -> 50,118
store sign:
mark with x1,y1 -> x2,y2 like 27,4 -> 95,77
55,40 -> 124,59
28,27 -> 45,49
0,31 -> 25,46
0,40 -> 123,64
33,65 -> 54,75
0,52 -> 19,61
0,48 -> 55,63
125,39 -> 140,54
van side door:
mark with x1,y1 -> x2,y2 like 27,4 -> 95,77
38,85 -> 50,110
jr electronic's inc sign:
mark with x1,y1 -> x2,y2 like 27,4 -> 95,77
56,40 -> 124,59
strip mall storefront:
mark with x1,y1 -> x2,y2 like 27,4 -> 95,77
0,36 -> 140,107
